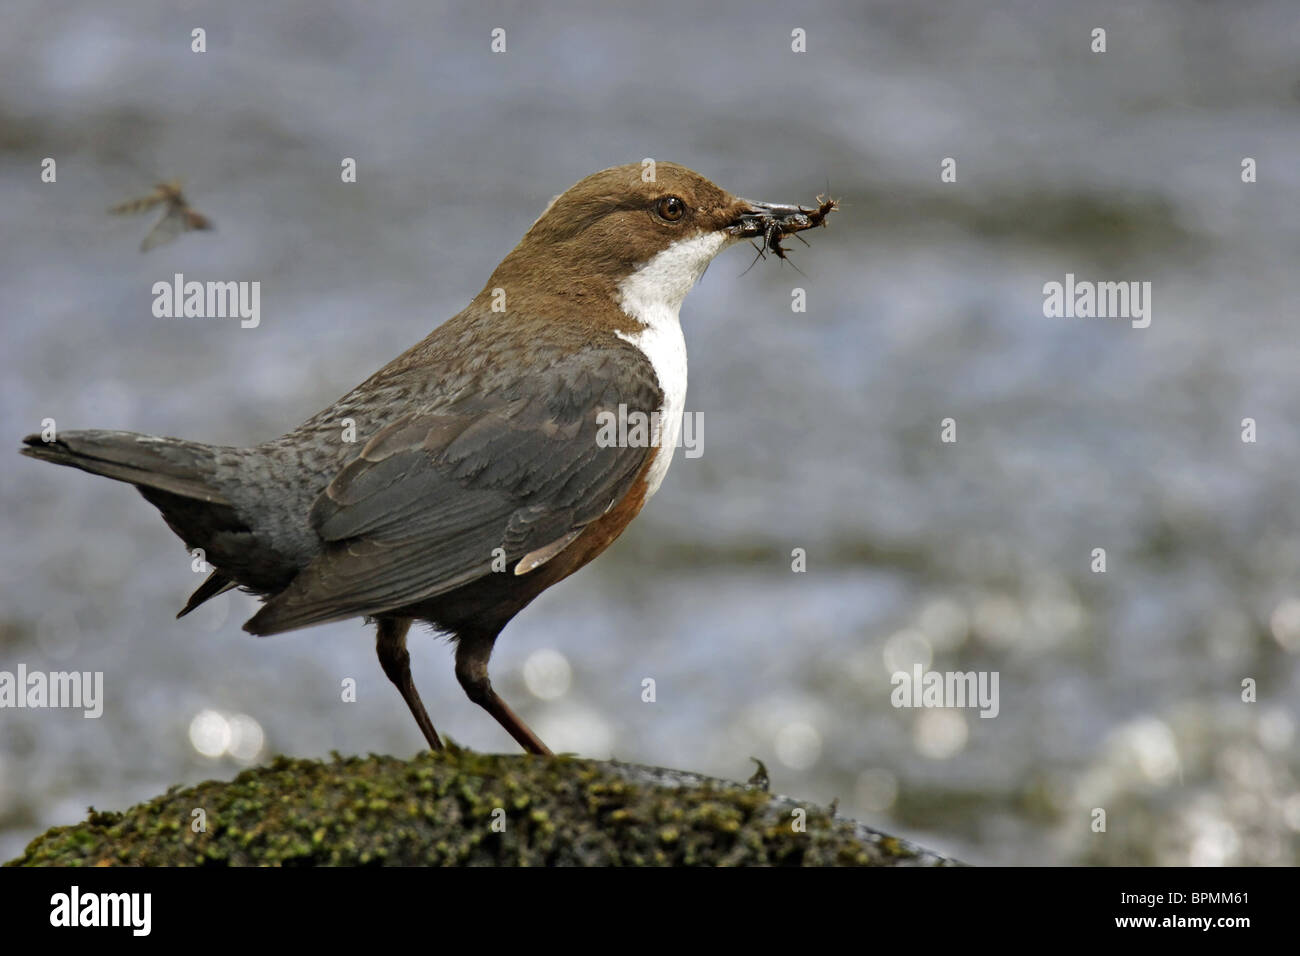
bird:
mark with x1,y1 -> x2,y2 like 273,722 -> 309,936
108,180 -> 213,252
24,162 -> 835,755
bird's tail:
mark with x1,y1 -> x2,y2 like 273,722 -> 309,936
22,429 -> 248,617
20,429 -> 231,504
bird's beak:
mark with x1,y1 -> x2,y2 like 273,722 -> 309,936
725,197 -> 836,241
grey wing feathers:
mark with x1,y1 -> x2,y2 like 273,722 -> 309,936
244,346 -> 661,635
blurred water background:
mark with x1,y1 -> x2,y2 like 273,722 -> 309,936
2,0 -> 1299,865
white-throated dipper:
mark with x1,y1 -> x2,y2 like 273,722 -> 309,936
22,162 -> 835,755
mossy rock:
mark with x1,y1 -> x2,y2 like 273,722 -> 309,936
7,749 -> 959,866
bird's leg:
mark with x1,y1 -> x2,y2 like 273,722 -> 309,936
455,632 -> 553,756
376,617 -> 444,751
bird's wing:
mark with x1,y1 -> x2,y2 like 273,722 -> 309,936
244,343 -> 664,635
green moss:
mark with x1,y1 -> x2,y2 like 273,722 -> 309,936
7,750 -> 959,867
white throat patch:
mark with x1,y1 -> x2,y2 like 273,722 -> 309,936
614,230 -> 735,498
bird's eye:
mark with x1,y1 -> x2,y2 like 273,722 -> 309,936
655,196 -> 686,222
